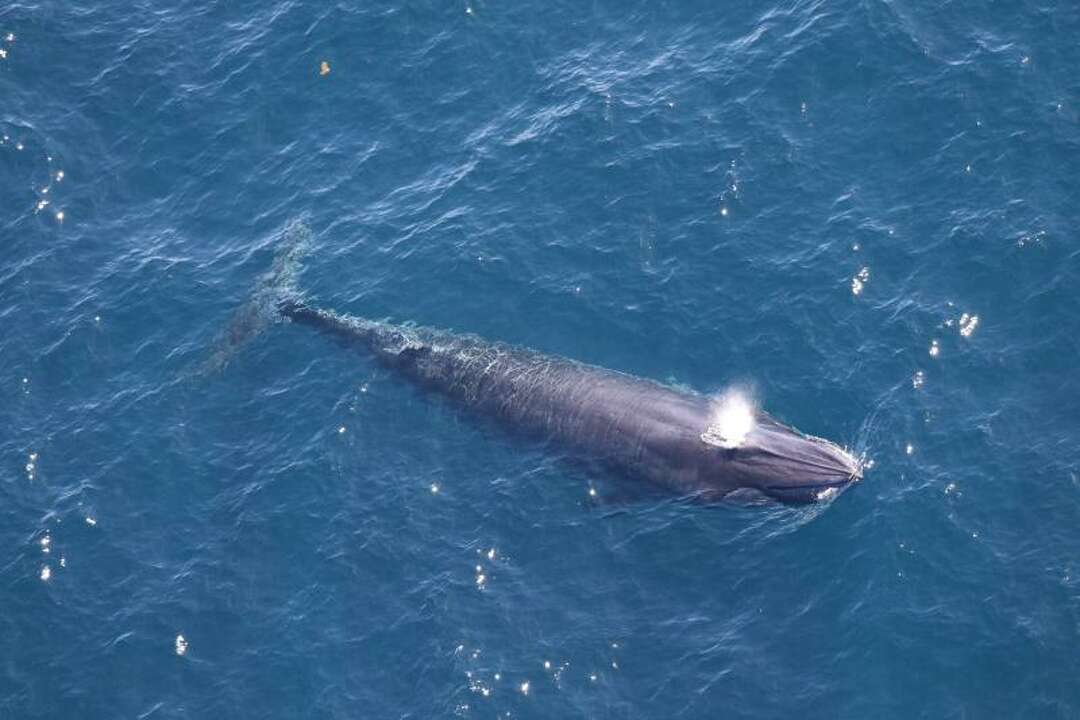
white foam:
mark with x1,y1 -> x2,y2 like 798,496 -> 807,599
851,266 -> 870,295
816,487 -> 839,502
959,313 -> 979,337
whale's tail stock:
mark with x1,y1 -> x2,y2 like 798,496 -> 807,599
201,219 -> 312,373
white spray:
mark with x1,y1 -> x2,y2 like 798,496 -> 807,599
700,388 -> 757,449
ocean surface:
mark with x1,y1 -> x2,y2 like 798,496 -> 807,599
2,1 -> 1078,717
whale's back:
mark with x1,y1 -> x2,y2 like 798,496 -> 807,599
285,305 -> 714,491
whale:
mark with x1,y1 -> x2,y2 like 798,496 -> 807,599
217,223 -> 862,505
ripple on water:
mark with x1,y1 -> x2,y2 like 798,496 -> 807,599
3,2 -> 1079,718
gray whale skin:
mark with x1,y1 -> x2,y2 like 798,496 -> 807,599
276,299 -> 861,505
222,225 -> 862,505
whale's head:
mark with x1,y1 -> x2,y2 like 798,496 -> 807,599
698,402 -> 862,504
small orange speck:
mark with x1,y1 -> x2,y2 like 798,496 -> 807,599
319,61 -> 330,76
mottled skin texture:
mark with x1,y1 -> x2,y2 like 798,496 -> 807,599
282,302 -> 861,504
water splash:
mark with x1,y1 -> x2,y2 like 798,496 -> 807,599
701,389 -> 757,449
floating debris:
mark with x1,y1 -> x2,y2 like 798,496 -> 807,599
929,339 -> 940,358
40,565 -> 51,582
319,60 -> 331,76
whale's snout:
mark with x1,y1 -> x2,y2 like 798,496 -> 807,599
761,435 -> 862,503
720,413 -> 862,504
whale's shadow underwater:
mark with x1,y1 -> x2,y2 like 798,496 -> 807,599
215,223 -> 863,506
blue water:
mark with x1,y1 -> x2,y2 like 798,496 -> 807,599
2,1 -> 1078,717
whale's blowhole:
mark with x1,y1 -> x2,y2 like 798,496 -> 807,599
701,391 -> 756,449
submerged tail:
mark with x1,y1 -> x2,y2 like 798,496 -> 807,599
202,220 -> 312,373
